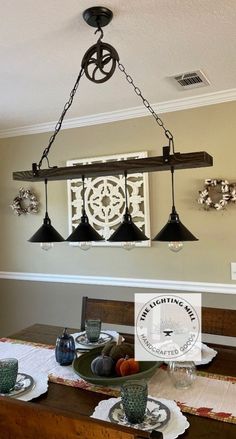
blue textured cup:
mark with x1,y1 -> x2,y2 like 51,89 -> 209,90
0,358 -> 18,394
121,380 -> 148,424
85,319 -> 101,342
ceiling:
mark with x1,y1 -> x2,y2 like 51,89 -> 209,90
0,0 -> 236,136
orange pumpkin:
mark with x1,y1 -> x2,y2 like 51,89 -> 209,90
115,357 -> 140,377
115,357 -> 125,376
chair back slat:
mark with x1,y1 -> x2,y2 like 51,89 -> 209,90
81,297 -> 134,330
81,297 -> 236,338
202,307 -> 236,337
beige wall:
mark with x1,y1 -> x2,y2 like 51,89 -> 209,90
1,101 -> 236,336
0,280 -> 235,339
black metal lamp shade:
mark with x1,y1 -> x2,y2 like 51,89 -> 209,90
108,210 -> 149,242
29,213 -> 65,243
153,208 -> 198,242
66,211 -> 103,242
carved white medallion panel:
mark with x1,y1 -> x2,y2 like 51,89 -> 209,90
67,151 -> 150,247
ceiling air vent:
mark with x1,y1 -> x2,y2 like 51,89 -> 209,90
172,70 -> 210,90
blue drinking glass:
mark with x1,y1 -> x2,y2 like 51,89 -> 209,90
121,380 -> 148,424
0,358 -> 18,393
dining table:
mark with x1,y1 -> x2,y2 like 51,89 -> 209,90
4,323 -> 236,439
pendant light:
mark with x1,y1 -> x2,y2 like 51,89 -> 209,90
28,179 -> 65,250
14,6 -> 214,251
66,175 -> 104,250
153,167 -> 198,252
108,171 -> 149,250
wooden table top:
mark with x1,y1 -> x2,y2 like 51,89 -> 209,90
9,323 -> 236,439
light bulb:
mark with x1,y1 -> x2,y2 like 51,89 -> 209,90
79,242 -> 91,251
168,241 -> 183,252
122,241 -> 136,251
40,242 -> 54,251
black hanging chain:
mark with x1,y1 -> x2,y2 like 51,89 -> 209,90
36,30 -> 177,171
118,62 -> 175,154
37,67 -> 84,170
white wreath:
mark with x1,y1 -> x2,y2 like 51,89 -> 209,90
11,188 -> 39,216
198,179 -> 231,211
229,184 -> 236,202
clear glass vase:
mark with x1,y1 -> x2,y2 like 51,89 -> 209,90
167,361 -> 196,389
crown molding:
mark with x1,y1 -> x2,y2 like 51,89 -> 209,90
1,88 -> 236,139
0,271 -> 236,294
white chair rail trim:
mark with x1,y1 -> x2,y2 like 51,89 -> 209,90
0,271 -> 236,294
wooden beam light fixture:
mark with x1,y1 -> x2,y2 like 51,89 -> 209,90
12,6 -> 213,250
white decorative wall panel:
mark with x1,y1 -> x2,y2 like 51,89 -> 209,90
67,151 -> 150,246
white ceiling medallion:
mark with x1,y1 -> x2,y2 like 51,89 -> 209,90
67,151 -> 151,247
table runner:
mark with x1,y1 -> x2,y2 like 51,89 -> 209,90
148,368 -> 236,424
0,338 -> 236,424
0,335 -> 120,395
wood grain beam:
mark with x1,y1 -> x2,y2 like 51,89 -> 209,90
13,151 -> 213,182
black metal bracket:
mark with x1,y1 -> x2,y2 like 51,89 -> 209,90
32,163 -> 38,177
162,146 -> 170,164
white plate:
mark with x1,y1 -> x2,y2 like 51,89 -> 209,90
72,330 -> 121,352
165,343 -> 217,366
75,331 -> 113,348
0,372 -> 48,402
92,397 -> 189,439
0,373 -> 35,398
17,372 -> 48,402
195,343 -> 217,365
108,398 -> 171,431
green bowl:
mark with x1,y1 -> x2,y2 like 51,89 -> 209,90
72,346 -> 161,386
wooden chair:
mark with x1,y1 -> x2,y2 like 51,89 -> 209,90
0,397 -> 162,439
202,306 -> 236,338
81,297 -> 134,331
81,296 -> 236,339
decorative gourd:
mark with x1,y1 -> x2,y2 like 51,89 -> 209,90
91,355 -> 114,377
115,357 -> 140,377
102,341 -> 134,362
